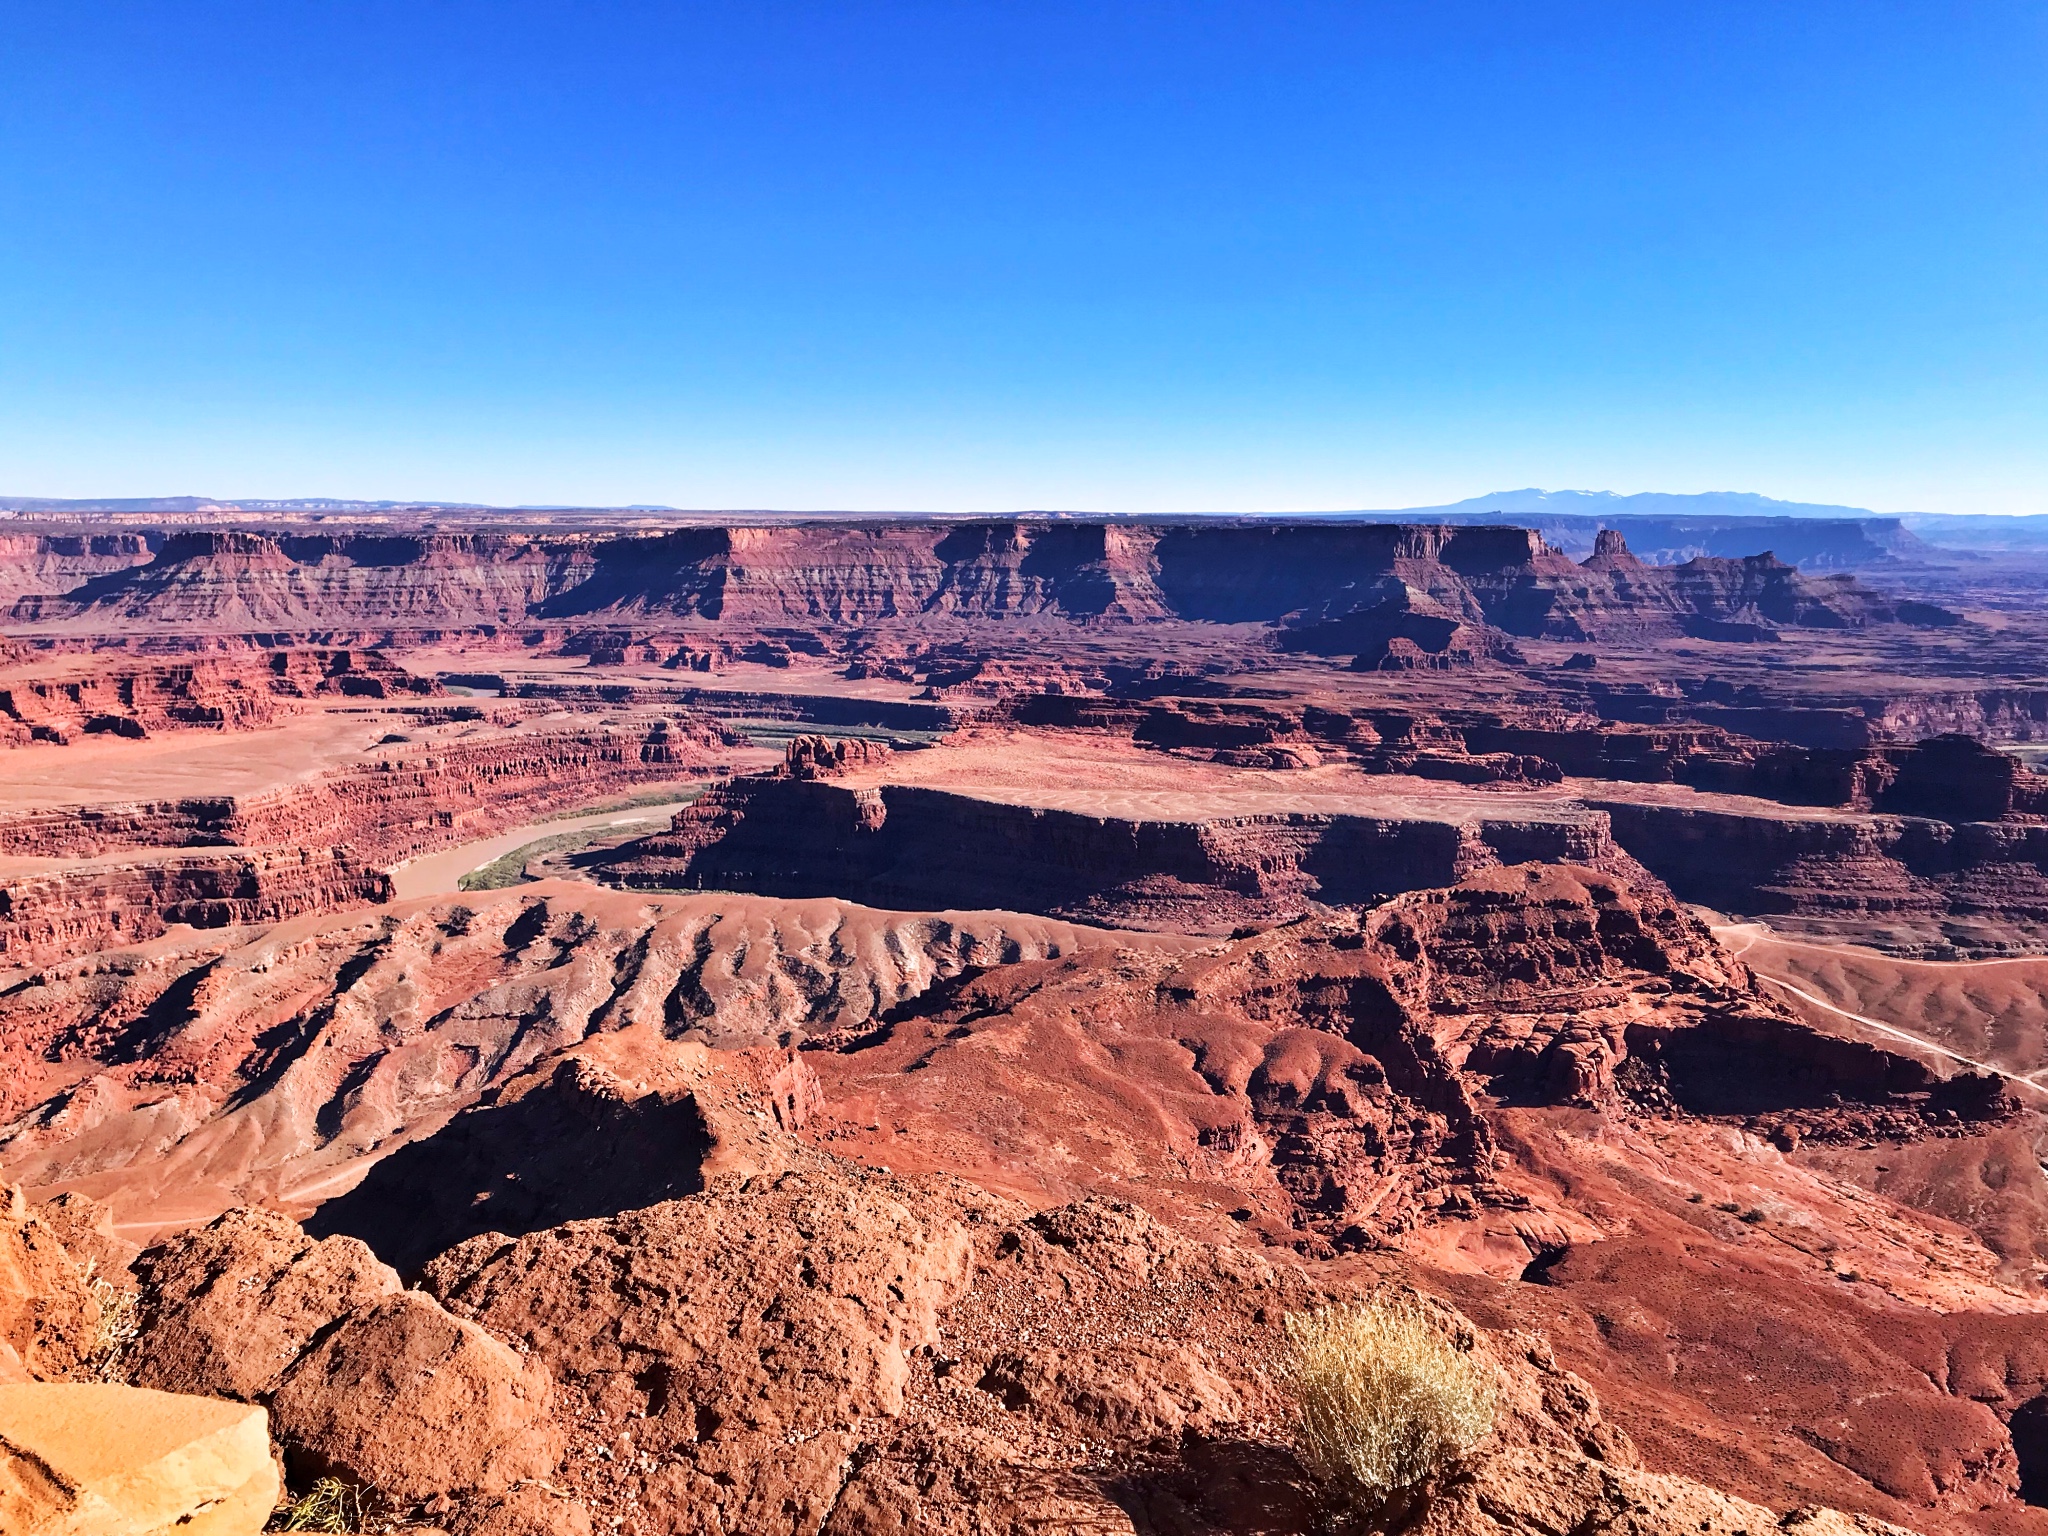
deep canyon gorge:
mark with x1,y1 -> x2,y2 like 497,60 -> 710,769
6,510 -> 2048,1536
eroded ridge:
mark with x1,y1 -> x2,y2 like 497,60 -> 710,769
4,511 -> 2048,1535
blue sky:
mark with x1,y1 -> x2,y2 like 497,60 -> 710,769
2,2 -> 2043,512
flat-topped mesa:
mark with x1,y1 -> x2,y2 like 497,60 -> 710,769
0,519 -> 1949,643
590,771 -> 1652,932
11,529 -> 590,630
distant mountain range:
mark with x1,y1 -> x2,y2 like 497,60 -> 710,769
1368,487 -> 1889,522
1347,489 -> 2048,559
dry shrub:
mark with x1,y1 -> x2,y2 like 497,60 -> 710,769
272,1478 -> 386,1534
78,1259 -> 139,1382
1281,1296 -> 1496,1510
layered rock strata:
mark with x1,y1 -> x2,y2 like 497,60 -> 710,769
0,649 -> 437,745
4,522 -> 1950,645
593,775 -> 1647,931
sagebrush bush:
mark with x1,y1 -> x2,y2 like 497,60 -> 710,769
1281,1296 -> 1496,1509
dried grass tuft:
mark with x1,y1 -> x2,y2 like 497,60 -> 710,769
272,1477 -> 385,1533
1281,1295 -> 1496,1510
80,1260 -> 139,1382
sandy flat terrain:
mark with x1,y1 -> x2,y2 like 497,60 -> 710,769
832,727 -> 1854,827
0,708 -> 404,810
0,706 -> 640,813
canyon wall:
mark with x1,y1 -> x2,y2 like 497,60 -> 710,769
595,774 -> 1644,930
0,846 -> 391,959
1596,799 -> 2048,956
0,716 -> 750,961
2,521 -> 1949,643
0,649 -> 438,744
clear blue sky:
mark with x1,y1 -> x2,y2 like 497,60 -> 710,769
2,2 -> 2043,513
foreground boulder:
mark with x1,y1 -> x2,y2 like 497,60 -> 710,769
0,1381 -> 277,1536
421,1163 -> 976,1533
127,1206 -> 400,1401
126,1205 -> 566,1512
0,1187 -> 99,1384
269,1290 -> 562,1503
99,1153 -> 1933,1534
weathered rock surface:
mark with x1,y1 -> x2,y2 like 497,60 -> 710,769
0,1381 -> 278,1536
269,1290 -> 562,1501
305,1026 -> 814,1273
802,864 -> 2010,1253
0,889 -> 1167,1235
0,1187 -> 98,1385
594,773 -> 1650,931
122,1205 -> 562,1507
1,521 -> 1948,647
417,1164 -> 975,1444
0,717 -> 737,865
127,1207 -> 400,1401
0,648 -> 438,746
4,511 -> 2048,1535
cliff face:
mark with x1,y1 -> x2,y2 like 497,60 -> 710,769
0,719 -> 737,865
0,532 -> 155,604
0,846 -> 390,959
0,717 -> 748,960
1594,798 -> 2048,957
595,774 -> 1648,931
0,649 -> 437,743
13,531 -> 592,629
3,521 -> 1945,642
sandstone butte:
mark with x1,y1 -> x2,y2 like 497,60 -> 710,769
0,511 -> 2047,1533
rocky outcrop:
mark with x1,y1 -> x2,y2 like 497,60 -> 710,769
0,1188 -> 100,1385
0,1381 -> 278,1536
0,718 -> 739,864
0,888 -> 1172,1223
0,532 -> 156,605
7,863 -> 2021,1532
127,1208 -> 401,1401
1595,796 -> 2048,957
186,1169 -> 1927,1535
0,649 -> 439,745
0,716 -> 746,961
125,1206 -> 563,1507
0,846 -> 392,963
303,1030 -> 810,1273
15,530 -> 590,630
268,1290 -> 562,1502
784,732 -> 894,779
799,865 -> 2009,1253
595,775 -> 1646,930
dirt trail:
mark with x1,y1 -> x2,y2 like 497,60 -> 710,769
1722,924 -> 2048,1098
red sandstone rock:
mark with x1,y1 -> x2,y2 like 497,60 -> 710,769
3,511 -> 2046,1535
0,1186 -> 97,1384
28,1192 -> 135,1283
268,1290 -> 563,1503
784,733 -> 895,779
127,1207 -> 400,1401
